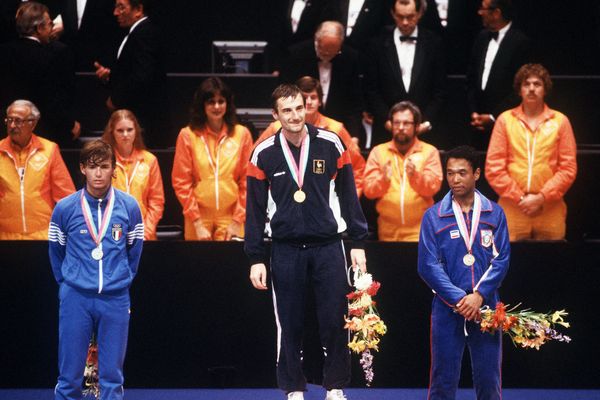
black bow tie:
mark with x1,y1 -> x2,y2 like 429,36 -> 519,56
400,36 -> 417,42
488,31 -> 499,41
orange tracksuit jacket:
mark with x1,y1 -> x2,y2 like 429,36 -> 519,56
257,113 -> 366,196
113,149 -> 164,240
0,134 -> 75,240
486,105 -> 577,240
172,124 -> 253,240
363,138 -> 442,241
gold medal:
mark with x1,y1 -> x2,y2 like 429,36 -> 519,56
463,253 -> 475,266
293,190 -> 306,203
92,247 -> 104,261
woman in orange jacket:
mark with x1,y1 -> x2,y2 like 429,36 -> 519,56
102,109 -> 165,240
172,77 -> 253,240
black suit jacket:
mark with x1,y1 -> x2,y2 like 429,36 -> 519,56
466,26 -> 532,118
329,0 -> 393,52
110,18 -> 170,148
0,38 -> 76,146
266,0 -> 331,70
55,0 -> 122,70
364,26 -> 447,145
279,40 -> 364,137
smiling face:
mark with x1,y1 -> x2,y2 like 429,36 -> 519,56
204,93 -> 227,127
446,158 -> 480,200
114,0 -> 143,28
272,93 -> 306,135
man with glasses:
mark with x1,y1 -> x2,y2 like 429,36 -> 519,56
363,0 -> 446,148
94,0 -> 169,148
0,100 -> 75,240
363,101 -> 442,241
0,1 -> 80,147
466,0 -> 532,150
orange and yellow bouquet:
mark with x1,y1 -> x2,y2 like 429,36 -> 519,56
480,302 -> 571,350
344,269 -> 387,386
82,335 -> 100,398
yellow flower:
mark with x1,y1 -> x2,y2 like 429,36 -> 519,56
551,310 -> 571,328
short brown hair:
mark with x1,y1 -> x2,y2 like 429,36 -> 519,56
295,76 -> 323,104
388,101 -> 423,127
101,109 -> 146,151
514,63 -> 553,95
271,84 -> 304,111
80,140 -> 115,168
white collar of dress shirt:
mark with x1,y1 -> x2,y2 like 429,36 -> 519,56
129,16 -> 148,35
24,36 -> 41,43
495,21 -> 511,44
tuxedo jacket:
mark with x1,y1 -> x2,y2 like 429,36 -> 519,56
0,38 -> 76,146
266,0 -> 331,70
110,18 -> 170,147
364,26 -> 447,144
466,26 -> 532,118
329,0 -> 393,52
279,39 -> 364,137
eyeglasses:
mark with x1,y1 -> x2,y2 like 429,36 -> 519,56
4,117 -> 35,127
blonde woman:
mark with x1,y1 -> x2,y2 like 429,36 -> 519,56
102,109 -> 164,240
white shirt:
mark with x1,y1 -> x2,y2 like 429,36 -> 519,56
435,0 -> 448,27
77,0 -> 88,29
346,0 -> 365,37
290,0 -> 306,33
393,26 -> 418,92
117,16 -> 148,59
481,22 -> 511,91
318,60 -> 332,106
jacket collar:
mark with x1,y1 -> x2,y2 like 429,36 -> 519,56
510,104 -> 555,124
438,189 -> 493,218
0,133 -> 43,157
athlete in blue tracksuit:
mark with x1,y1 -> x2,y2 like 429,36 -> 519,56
418,146 -> 510,400
49,140 -> 144,400
245,85 -> 368,399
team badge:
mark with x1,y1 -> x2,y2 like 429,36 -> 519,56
313,159 -> 325,174
28,153 -> 49,171
112,224 -> 123,241
480,229 -> 493,247
450,229 -> 460,239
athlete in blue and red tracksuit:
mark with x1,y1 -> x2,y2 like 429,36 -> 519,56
418,146 -> 510,400
245,85 -> 368,400
49,140 -> 144,400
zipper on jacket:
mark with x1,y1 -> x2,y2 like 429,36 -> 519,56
4,148 -> 37,233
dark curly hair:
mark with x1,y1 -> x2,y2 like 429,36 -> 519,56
513,63 -> 553,96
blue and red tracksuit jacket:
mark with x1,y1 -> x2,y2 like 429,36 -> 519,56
244,124 -> 368,265
417,190 -> 510,307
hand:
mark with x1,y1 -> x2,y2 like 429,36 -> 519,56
350,248 -> 367,273
106,97 -> 115,112
518,193 -> 544,216
456,292 -> 484,321
193,219 -> 212,241
224,220 -> 241,241
417,121 -> 432,134
405,158 -> 416,177
470,112 -> 494,131
71,121 -> 81,140
362,111 -> 373,125
94,61 -> 111,82
383,160 -> 393,181
250,263 -> 268,290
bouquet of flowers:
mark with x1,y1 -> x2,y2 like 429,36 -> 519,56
344,269 -> 387,386
479,302 -> 571,350
82,335 -> 100,398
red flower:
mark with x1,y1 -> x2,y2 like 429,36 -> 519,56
347,290 -> 364,300
349,307 -> 365,317
366,281 -> 381,296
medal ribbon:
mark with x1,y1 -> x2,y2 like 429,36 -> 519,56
280,131 -> 310,190
451,192 -> 481,255
80,187 -> 115,247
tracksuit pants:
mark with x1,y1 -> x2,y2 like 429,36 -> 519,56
270,240 -> 351,393
429,297 -> 502,400
55,284 -> 130,400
